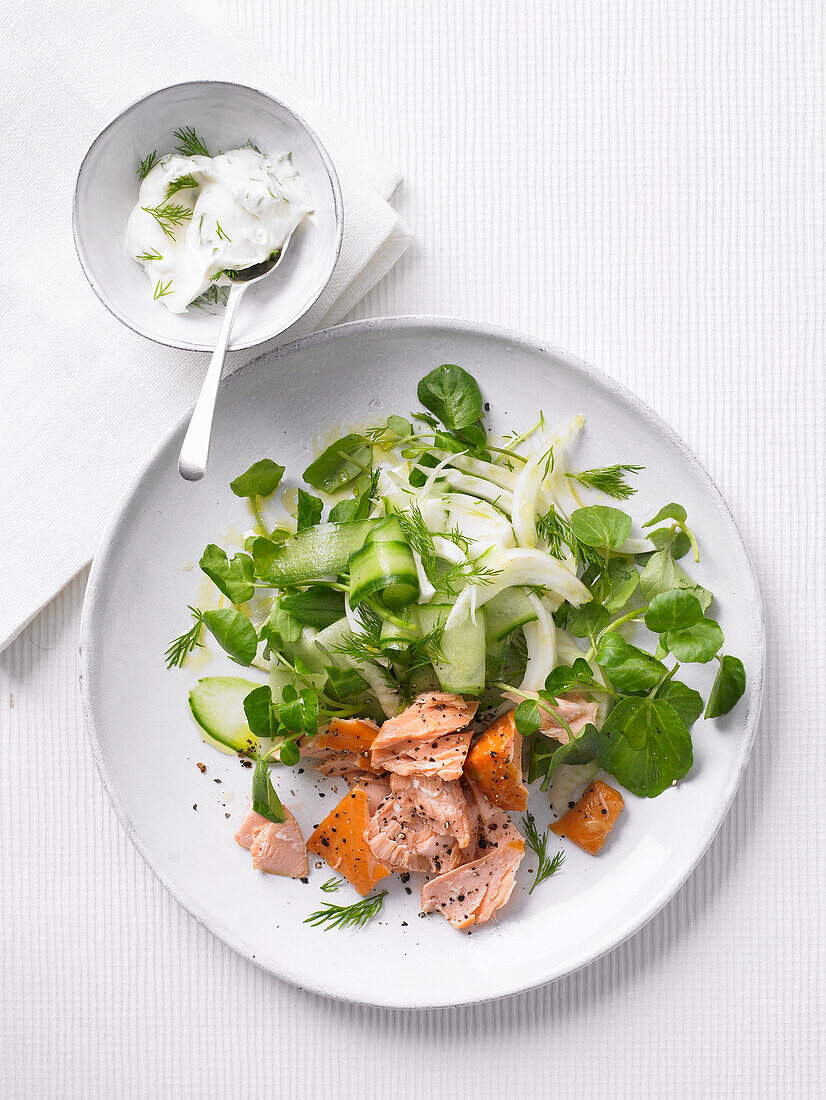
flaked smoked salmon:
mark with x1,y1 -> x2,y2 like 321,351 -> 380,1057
235,805 -> 310,878
370,692 -> 477,779
307,787 -> 391,896
464,710 -> 529,811
539,694 -> 599,743
317,717 -> 379,755
421,780 -> 525,928
364,773 -> 473,873
349,775 -> 392,815
550,779 -> 624,854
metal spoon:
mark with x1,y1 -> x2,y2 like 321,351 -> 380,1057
178,232 -> 296,481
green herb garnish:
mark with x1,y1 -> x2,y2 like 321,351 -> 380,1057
304,891 -> 388,930
567,464 -> 643,500
142,201 -> 191,240
153,279 -> 173,299
173,126 -> 211,158
137,151 -> 159,180
523,811 -> 565,894
164,606 -> 205,669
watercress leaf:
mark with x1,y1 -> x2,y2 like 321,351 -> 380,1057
278,695 -> 303,734
243,685 -> 276,737
299,689 -> 319,733
705,654 -> 746,718
417,364 -> 484,430
230,459 -> 285,500
303,434 -> 372,493
596,633 -> 667,693
566,602 -> 610,639
544,658 -> 598,695
514,699 -> 542,737
279,586 -> 345,629
533,723 -> 600,789
569,506 -> 632,549
387,414 -> 413,438
665,617 -> 724,663
655,679 -> 704,729
251,757 -> 286,823
640,549 -> 713,610
643,527 -> 692,560
527,735 -> 557,784
329,498 -> 358,522
586,557 -> 640,613
645,590 -> 704,632
259,599 -> 302,657
598,697 -> 693,796
552,602 -> 571,629
454,420 -> 487,450
295,488 -> 323,531
199,544 -> 255,604
202,609 -> 258,665
281,684 -> 298,702
279,739 -> 301,766
325,664 -> 369,701
644,503 -> 687,527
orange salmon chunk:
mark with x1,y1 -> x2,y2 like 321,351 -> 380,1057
464,711 -> 529,811
307,787 -> 390,896
550,779 -> 624,855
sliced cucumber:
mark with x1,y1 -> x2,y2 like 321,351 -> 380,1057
252,520 -> 375,584
415,603 -> 486,695
484,587 -> 538,643
348,516 -> 419,610
189,676 -> 260,756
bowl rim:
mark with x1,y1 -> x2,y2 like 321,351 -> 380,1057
72,79 -> 345,354
78,314 -> 766,1008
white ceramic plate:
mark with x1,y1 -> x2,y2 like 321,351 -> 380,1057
80,317 -> 764,1008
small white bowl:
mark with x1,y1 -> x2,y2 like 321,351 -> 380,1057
73,81 -> 343,352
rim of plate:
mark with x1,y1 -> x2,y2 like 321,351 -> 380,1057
79,315 -> 766,1008
72,79 -> 344,353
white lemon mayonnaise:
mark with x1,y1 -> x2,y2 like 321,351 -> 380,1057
126,146 -> 313,313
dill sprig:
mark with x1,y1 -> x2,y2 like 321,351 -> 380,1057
329,626 -> 384,665
136,248 -> 163,262
523,811 -> 565,894
407,619 -> 446,670
567,464 -> 643,501
395,506 -> 437,576
142,201 -> 191,240
432,552 -> 501,597
165,173 -> 199,199
153,279 -> 173,300
215,221 -> 231,242
173,126 -> 211,158
190,284 -> 229,312
536,505 -> 603,568
245,138 -> 263,154
304,890 -> 387,930
320,877 -> 342,893
164,607 -> 205,669
137,151 -> 159,180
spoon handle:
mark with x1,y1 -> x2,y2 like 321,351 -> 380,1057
178,283 -> 248,481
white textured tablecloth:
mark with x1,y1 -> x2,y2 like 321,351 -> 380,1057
2,1 -> 824,1096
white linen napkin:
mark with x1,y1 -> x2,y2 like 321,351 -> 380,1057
0,0 -> 411,650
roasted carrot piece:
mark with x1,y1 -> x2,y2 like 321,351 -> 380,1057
464,711 -> 529,811
317,717 -> 379,755
307,787 -> 390,896
550,779 -> 624,855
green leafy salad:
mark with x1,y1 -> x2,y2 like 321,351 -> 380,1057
168,362 -> 747,828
